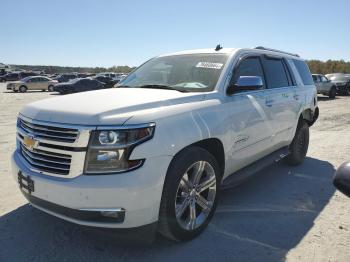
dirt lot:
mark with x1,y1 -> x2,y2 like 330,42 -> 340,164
1,83 -> 350,262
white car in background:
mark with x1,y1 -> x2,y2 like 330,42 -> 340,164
12,46 -> 318,241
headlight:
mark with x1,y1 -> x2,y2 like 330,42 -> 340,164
84,124 -> 155,174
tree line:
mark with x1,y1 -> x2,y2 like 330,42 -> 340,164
11,59 -> 350,75
307,60 -> 350,75
11,65 -> 136,74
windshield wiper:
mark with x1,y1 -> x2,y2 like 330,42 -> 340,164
136,84 -> 189,92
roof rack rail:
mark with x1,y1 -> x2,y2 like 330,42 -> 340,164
254,46 -> 299,57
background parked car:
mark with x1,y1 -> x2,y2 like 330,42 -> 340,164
7,76 -> 58,92
18,71 -> 38,79
0,72 -> 19,82
54,74 -> 78,83
93,75 -> 117,88
326,73 -> 350,95
312,74 -> 337,98
53,78 -> 105,94
96,72 -> 116,78
113,73 -> 127,83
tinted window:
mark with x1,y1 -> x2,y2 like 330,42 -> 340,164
232,57 -> 265,88
293,60 -> 313,85
263,58 -> 289,88
312,75 -> 317,82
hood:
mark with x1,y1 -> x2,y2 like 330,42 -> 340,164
12,80 -> 24,84
20,88 -> 203,125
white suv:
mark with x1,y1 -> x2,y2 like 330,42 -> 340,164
12,46 -> 319,241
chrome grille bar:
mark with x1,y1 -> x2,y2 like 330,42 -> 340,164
19,118 -> 79,143
21,146 -> 70,175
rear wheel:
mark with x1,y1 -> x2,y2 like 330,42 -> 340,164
286,120 -> 309,166
158,147 -> 221,241
19,85 -> 27,93
329,86 -> 336,99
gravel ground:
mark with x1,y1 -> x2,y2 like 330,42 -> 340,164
0,84 -> 350,262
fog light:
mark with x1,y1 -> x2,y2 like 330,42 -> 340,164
101,210 -> 121,218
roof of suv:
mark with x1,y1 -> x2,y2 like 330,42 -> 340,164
159,47 -> 303,60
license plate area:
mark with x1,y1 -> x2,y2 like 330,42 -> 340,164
18,171 -> 34,194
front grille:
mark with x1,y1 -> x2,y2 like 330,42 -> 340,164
20,143 -> 71,175
18,118 -> 79,143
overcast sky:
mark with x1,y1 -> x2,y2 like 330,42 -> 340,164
1,0 -> 349,67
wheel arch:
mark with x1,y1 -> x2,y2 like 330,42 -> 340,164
300,107 -> 319,126
171,138 -> 225,177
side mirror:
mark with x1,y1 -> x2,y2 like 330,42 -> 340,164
333,162 -> 350,197
227,76 -> 263,95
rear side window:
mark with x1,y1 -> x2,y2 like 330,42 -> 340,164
293,60 -> 314,85
263,58 -> 290,88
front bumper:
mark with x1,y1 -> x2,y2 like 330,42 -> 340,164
12,150 -> 172,228
335,83 -> 349,93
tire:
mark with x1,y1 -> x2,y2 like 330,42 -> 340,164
19,85 -> 27,93
48,85 -> 54,92
286,120 -> 309,166
328,86 -> 336,99
158,146 -> 221,241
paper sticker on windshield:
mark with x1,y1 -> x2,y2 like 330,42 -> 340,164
196,62 -> 223,69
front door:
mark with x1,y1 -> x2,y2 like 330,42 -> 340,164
223,56 -> 274,176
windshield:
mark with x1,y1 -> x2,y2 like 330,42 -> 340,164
119,53 -> 229,92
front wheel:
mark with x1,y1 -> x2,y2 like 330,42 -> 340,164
19,85 -> 27,93
286,120 -> 309,166
158,147 -> 221,241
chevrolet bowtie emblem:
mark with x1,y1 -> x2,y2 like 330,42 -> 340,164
23,135 -> 38,150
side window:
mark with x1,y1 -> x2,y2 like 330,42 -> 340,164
321,76 -> 328,82
262,57 -> 290,88
232,57 -> 265,88
312,75 -> 318,82
293,59 -> 314,85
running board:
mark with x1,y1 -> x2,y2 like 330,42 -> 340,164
221,146 -> 289,190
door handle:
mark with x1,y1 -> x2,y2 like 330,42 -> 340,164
293,94 -> 299,100
265,99 -> 274,107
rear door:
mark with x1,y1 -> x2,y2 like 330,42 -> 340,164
261,55 -> 299,148
39,77 -> 49,90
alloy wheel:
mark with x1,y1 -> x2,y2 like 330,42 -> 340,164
175,161 -> 217,231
